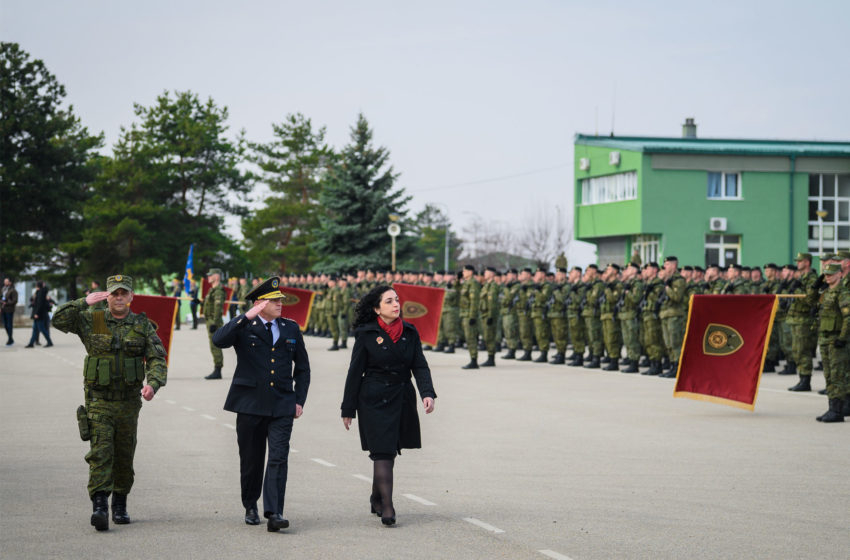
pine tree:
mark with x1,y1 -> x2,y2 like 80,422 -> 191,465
313,113 -> 413,273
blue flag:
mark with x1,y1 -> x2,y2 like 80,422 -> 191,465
183,244 -> 194,293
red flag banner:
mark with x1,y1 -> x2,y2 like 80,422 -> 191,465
280,286 -> 316,330
674,294 -> 778,411
199,278 -> 233,317
129,295 -> 178,365
392,283 -> 446,347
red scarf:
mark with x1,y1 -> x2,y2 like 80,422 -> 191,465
377,316 -> 403,343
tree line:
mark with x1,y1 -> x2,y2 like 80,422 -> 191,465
0,42 -> 464,297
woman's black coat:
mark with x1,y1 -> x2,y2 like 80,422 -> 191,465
341,320 -> 437,455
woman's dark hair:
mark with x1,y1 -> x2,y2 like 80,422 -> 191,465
353,284 -> 395,328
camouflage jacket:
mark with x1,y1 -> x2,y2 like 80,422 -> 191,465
202,284 -> 226,326
619,279 -> 644,320
459,278 -> 481,319
600,280 -> 624,320
787,270 -> 819,321
529,282 -> 553,319
817,283 -> 850,341
659,273 -> 687,318
479,281 -> 501,321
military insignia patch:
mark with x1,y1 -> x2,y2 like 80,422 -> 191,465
703,323 -> 744,356
115,275 -> 122,281
272,279 -> 279,288
402,300 -> 428,319
282,293 -> 300,305
376,336 -> 384,344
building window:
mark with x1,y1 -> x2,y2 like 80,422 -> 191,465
705,234 -> 741,266
581,171 -> 637,205
631,235 -> 659,265
707,172 -> 741,199
808,173 -> 850,253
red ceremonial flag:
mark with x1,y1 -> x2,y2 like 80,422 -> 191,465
280,286 -> 316,330
392,282 -> 446,347
128,295 -> 178,365
223,286 -> 234,316
674,294 -> 778,411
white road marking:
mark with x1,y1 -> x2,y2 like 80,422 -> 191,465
291,449 -> 299,453
352,474 -> 372,483
402,493 -> 436,506
539,550 -> 574,560
311,458 -> 336,467
182,406 -> 195,411
463,517 -> 505,534
201,414 -> 216,420
222,423 -> 235,430
165,400 -> 176,404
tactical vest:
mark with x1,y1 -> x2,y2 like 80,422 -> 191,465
83,310 -> 147,399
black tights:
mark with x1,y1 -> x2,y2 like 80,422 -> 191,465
371,458 -> 395,518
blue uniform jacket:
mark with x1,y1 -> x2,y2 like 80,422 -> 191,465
213,314 -> 310,418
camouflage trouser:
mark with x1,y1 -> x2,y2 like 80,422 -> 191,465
661,315 -> 685,362
819,338 -> 850,398
328,312 -> 340,343
620,316 -> 641,361
439,309 -> 458,345
481,316 -> 499,354
338,314 -> 349,343
789,319 -> 817,375
501,313 -> 518,351
584,316 -> 603,356
778,319 -> 793,361
642,317 -> 664,360
550,317 -> 568,355
601,317 -> 622,360
462,318 -> 479,359
568,315 -> 585,355
533,317 -> 550,354
518,315 -> 534,352
208,326 -> 223,367
85,398 -> 142,497
766,318 -> 782,363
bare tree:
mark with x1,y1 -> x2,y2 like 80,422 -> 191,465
516,203 -> 572,269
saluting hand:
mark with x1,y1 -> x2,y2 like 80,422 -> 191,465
423,397 -> 435,414
245,299 -> 268,320
86,291 -> 109,306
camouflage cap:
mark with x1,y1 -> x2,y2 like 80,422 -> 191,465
822,253 -> 839,261
207,268 -> 223,276
824,263 -> 842,275
106,274 -> 133,293
795,252 -> 812,262
838,250 -> 850,261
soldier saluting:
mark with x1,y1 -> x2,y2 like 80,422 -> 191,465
52,275 -> 167,531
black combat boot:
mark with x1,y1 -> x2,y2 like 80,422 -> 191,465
91,492 -> 109,531
204,367 -> 222,380
642,360 -> 662,375
762,360 -> 775,373
585,355 -> 600,369
818,388 -> 828,395
602,358 -> 619,371
443,345 -> 455,354
340,340 -> 347,349
661,356 -> 671,370
328,342 -> 339,351
814,360 -> 823,371
501,348 -> 516,359
638,356 -> 650,367
111,493 -> 130,524
788,376 -> 811,392
533,352 -> 548,363
549,353 -> 565,365
480,354 -> 496,367
659,361 -> 678,378
462,358 -> 479,370
600,355 -> 611,364
567,353 -> 584,366
621,361 -> 639,373
817,399 -> 845,423
778,361 -> 796,375
842,396 -> 850,417
435,342 -> 445,352
517,351 -> 532,361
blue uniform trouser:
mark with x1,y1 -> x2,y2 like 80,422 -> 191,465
236,413 -> 294,517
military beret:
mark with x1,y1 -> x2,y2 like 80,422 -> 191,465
571,266 -> 583,273
784,264 -> 798,271
665,256 -> 678,262
741,266 -> 751,271
682,265 -> 694,271
508,268 -> 519,274
546,271 -> 555,278
608,263 -> 621,271
106,274 -> 133,293
587,264 -> 599,271
824,263 -> 842,275
245,276 -> 285,302
647,262 -> 659,269
626,262 -> 640,270
795,252 -> 812,262
485,266 -> 497,273
764,263 -> 778,270
557,267 -> 568,273
521,267 -> 533,273
206,268 -> 223,276
436,270 -> 446,275
463,264 -> 475,272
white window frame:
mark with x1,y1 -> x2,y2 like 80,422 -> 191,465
631,235 -> 659,265
580,171 -> 637,205
807,173 -> 850,252
706,171 -> 742,200
705,234 -> 741,266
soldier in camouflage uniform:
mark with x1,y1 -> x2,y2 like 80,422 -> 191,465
530,267 -> 553,363
619,263 -> 644,373
640,263 -> 666,375
566,267 -> 587,366
203,268 -> 227,379
548,267 -> 569,365
582,265 -> 604,369
776,264 -> 798,375
813,263 -> 850,421
761,263 -> 782,372
336,276 -> 352,349
600,264 -> 624,371
52,274 -> 167,531
516,268 -> 535,361
658,257 -> 688,378
478,267 -> 500,367
787,253 -> 820,392
459,265 -> 482,369
327,277 -> 341,350
238,277 -> 251,314
499,269 -> 520,359
721,264 -> 750,294
438,271 -> 459,353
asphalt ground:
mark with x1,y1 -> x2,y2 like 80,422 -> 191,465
1,325 -> 848,560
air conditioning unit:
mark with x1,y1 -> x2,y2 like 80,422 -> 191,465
710,217 -> 727,231
609,151 -> 620,166
579,157 -> 590,171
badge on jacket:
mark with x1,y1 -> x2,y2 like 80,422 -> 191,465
376,336 -> 384,344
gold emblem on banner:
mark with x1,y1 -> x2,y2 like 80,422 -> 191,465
282,293 -> 300,306
402,301 -> 428,319
703,323 -> 744,356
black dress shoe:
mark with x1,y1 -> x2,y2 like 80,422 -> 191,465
245,506 -> 260,525
267,513 -> 289,532
370,495 -> 382,517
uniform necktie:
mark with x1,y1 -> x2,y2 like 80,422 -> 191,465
265,320 -> 279,344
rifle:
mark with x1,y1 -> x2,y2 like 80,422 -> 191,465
654,290 -> 669,314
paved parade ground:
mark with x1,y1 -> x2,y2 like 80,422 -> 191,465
2,325 -> 848,560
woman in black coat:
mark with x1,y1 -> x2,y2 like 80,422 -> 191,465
341,285 -> 436,526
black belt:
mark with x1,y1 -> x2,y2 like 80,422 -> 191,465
86,388 -> 134,401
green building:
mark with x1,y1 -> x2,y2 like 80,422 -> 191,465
574,121 -> 850,268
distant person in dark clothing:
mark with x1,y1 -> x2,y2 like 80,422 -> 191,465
26,281 -> 53,347
189,280 -> 199,329
2,277 -> 18,345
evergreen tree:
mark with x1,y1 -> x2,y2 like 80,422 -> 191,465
243,113 -> 332,274
313,113 -> 414,273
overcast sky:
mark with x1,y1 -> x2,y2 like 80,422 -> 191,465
4,0 -> 849,267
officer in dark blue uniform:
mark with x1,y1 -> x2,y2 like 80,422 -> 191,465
213,277 -> 310,532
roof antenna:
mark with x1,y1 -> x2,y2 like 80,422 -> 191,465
610,83 -> 616,137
